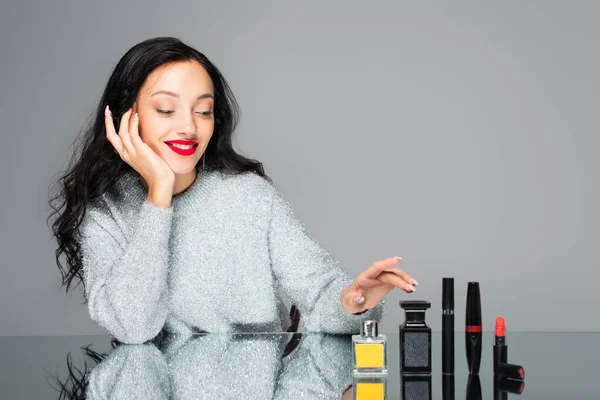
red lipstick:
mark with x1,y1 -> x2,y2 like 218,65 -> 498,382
493,317 -> 525,380
164,140 -> 199,156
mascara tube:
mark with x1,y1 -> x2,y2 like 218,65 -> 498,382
465,282 -> 482,374
442,277 -> 454,374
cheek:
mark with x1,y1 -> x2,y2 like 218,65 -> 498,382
139,117 -> 168,145
203,119 -> 215,136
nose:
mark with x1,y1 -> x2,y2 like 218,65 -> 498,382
178,111 -> 197,137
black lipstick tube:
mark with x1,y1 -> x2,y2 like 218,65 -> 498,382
465,282 -> 482,374
442,277 -> 454,374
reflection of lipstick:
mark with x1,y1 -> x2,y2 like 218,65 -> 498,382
496,376 -> 525,394
465,282 -> 482,374
494,376 -> 525,399
494,317 -> 525,380
165,140 -> 199,156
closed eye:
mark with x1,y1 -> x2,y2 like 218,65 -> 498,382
156,109 -> 213,117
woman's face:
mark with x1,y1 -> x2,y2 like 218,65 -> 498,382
135,60 -> 215,175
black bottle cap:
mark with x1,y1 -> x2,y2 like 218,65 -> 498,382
442,277 -> 454,310
466,282 -> 481,326
399,300 -> 431,310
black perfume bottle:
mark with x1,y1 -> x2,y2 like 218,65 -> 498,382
399,300 -> 432,374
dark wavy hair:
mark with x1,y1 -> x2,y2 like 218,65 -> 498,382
48,37 -> 271,292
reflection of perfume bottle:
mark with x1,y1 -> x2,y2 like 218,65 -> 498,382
352,320 -> 387,374
399,300 -> 432,374
353,374 -> 387,400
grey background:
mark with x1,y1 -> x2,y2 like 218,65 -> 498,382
0,0 -> 598,336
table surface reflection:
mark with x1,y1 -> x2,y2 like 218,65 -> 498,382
0,331 -> 598,399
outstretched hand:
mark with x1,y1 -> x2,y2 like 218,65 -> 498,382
340,257 -> 417,314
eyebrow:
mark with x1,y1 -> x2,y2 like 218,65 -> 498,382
150,90 -> 214,100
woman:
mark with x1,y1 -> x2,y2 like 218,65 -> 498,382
48,37 -> 417,344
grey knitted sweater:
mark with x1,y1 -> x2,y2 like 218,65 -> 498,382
86,333 -> 355,399
78,169 -> 384,344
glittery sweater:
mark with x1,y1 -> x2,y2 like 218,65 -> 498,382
86,333 -> 354,399
78,169 -> 384,344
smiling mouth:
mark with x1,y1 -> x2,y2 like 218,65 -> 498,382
165,142 -> 199,156
167,143 -> 197,150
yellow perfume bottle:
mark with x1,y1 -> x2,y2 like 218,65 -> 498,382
352,320 -> 387,374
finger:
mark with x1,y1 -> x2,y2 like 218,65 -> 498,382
378,271 -> 416,293
354,274 -> 383,289
381,267 -> 418,287
365,256 -> 419,286
119,108 -> 135,154
128,102 -> 138,137
362,257 -> 402,279
129,111 -> 144,149
342,286 -> 366,308
104,105 -> 123,154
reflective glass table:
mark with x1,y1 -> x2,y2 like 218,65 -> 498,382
0,332 -> 597,399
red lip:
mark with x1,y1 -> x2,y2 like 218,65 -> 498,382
165,140 -> 199,156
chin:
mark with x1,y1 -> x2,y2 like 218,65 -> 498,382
167,160 -> 200,175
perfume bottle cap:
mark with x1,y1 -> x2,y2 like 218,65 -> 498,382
361,320 -> 378,338
399,300 -> 431,325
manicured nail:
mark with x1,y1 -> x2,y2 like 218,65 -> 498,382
354,296 -> 365,305
408,285 -> 416,292
410,278 -> 419,286
105,105 -> 111,116
394,256 -> 402,261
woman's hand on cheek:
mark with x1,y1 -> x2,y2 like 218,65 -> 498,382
340,257 -> 418,314
105,104 -> 175,190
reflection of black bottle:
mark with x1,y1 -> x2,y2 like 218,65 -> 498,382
466,374 -> 482,400
399,300 -> 431,374
401,374 -> 431,400
442,373 -> 455,400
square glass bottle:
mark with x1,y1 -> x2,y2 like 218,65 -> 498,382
352,320 -> 387,374
399,300 -> 432,374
